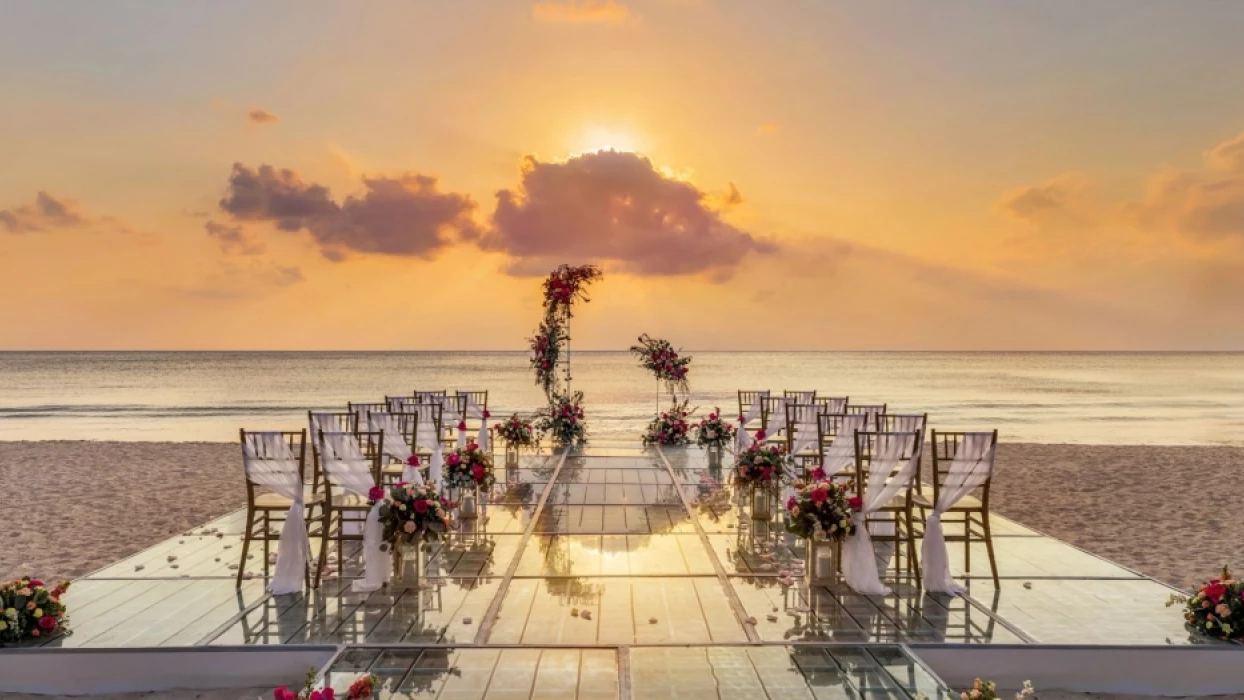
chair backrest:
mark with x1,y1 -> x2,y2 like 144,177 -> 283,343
457,390 -> 488,411
438,394 -> 468,425
317,429 -> 384,491
737,390 -> 767,422
928,429 -> 998,508
414,390 -> 448,402
877,413 -> 927,448
851,430 -> 920,497
387,395 -> 419,412
845,403 -> 886,428
406,402 -> 444,445
239,429 -> 307,492
347,402 -> 387,425
367,411 -> 418,460
783,390 -> 817,403
815,396 -> 849,414
784,402 -> 826,453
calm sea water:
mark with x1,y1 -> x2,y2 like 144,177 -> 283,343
1,352 -> 1242,445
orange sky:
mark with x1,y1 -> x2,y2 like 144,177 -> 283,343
2,1 -> 1244,350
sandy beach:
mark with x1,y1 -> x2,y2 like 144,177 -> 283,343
2,440 -> 1242,589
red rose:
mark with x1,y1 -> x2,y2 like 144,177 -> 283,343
368,486 -> 385,501
274,687 -> 297,700
483,410 -> 491,419
39,615 -> 57,631
457,421 -> 467,431
1204,581 -> 1228,604
29,579 -> 44,587
407,455 -> 421,467
810,467 -> 826,481
811,487 -> 828,505
755,430 -> 766,441
310,689 -> 335,700
413,499 -> 429,514
472,464 -> 485,480
786,496 -> 796,510
848,496 -> 863,511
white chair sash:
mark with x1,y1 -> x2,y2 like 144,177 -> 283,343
367,412 -> 424,484
788,405 -> 823,456
843,432 -> 919,595
790,391 -> 816,404
736,390 -> 769,451
408,404 -> 445,489
309,412 -> 344,442
459,393 -> 491,453
320,431 -> 391,592
820,414 -> 867,480
824,397 -> 847,414
242,432 -> 308,595
921,433 -> 996,594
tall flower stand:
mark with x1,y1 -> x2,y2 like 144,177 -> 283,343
706,443 -> 724,469
455,486 -> 479,520
504,442 -> 520,469
750,483 -> 773,521
805,534 -> 839,585
391,537 -> 425,591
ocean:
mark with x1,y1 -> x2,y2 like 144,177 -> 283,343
1,351 -> 1242,445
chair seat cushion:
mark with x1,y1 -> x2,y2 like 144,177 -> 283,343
330,492 -> 373,508
254,492 -> 324,509
911,493 -> 983,510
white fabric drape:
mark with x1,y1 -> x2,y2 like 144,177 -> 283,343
788,404 -> 823,456
843,432 -> 919,595
388,397 -> 417,412
367,412 -> 423,484
824,397 -> 847,414
409,404 -> 444,489
320,431 -> 391,592
460,393 -> 491,453
736,390 -> 769,452
242,432 -> 308,595
820,414 -> 867,481
921,432 -> 996,594
309,411 -> 344,442
789,391 -> 816,404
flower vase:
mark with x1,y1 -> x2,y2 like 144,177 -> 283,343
750,483 -> 772,521
505,443 -> 520,469
460,487 -> 479,520
805,535 -> 837,585
391,539 -> 423,591
706,443 -> 723,469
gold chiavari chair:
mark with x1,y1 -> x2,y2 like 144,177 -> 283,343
815,396 -> 849,414
386,395 -> 419,412
846,403 -> 887,428
407,401 -> 444,459
347,401 -> 387,425
761,395 -> 789,443
783,390 -> 817,404
913,430 -> 1000,586
737,390 -> 766,421
308,411 -> 357,495
438,393 -> 469,446
237,429 -> 321,588
852,429 -> 922,581
375,411 -> 421,486
817,413 -> 866,481
784,402 -> 826,472
313,429 -> 385,588
877,413 -> 928,493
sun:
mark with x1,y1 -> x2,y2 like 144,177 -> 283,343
572,126 -> 642,155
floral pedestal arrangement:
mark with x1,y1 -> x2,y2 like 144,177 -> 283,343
444,440 -> 495,521
1168,566 -> 1244,642
379,483 -> 452,592
785,475 -> 859,585
695,409 -> 736,470
538,392 -> 587,446
642,400 -> 693,446
495,414 -> 536,468
735,439 -> 789,522
0,576 -> 70,645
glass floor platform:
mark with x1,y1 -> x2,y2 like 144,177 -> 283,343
11,445 -> 1216,650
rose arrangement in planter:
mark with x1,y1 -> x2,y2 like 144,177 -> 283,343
1168,566 -> 1244,642
642,400 -> 694,445
955,678 -> 1034,700
630,334 -> 691,395
784,471 -> 860,541
377,482 -> 453,545
695,409 -> 737,447
494,414 -> 537,448
0,576 -> 70,644
734,435 -> 790,486
538,391 -> 587,445
444,440 -> 496,491
274,670 -> 379,700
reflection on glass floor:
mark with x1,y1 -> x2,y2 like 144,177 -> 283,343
319,644 -> 947,700
17,444 -> 1216,648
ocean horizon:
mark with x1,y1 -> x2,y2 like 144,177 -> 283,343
2,350 -> 1242,445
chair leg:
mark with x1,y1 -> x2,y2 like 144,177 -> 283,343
314,507 -> 331,588
906,507 -> 921,583
262,511 -> 271,580
981,510 -> 1000,587
237,506 -> 255,588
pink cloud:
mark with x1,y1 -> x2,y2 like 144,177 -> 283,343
483,150 -> 776,277
205,220 -> 266,256
531,0 -> 630,24
0,191 -> 90,233
218,163 -> 480,261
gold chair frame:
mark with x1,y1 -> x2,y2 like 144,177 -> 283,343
913,429 -> 1000,586
237,429 -> 321,588
313,429 -> 385,588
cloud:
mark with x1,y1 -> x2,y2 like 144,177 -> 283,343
174,261 -> 304,301
0,191 -> 90,233
218,163 -> 480,261
1206,130 -> 1244,172
1128,130 -> 1244,240
723,182 -> 744,207
532,0 -> 630,24
995,173 -> 1091,226
205,220 -> 266,256
247,109 -> 279,126
482,150 -> 776,277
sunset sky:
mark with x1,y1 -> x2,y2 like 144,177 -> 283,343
3,0 -> 1244,350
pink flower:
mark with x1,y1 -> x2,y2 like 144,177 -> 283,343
810,487 -> 828,505
39,615 -> 57,631
1205,581 -> 1228,604
407,455 -> 421,467
310,689 -> 335,700
810,467 -> 826,481
466,441 -> 477,452
274,688 -> 298,700
483,410 -> 491,419
755,430 -> 766,441
28,579 -> 44,588
447,453 -> 461,465
786,497 -> 796,510
413,499 -> 429,514
403,520 -> 417,534
848,496 -> 863,511
472,464 -> 485,481
368,485 -> 385,501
